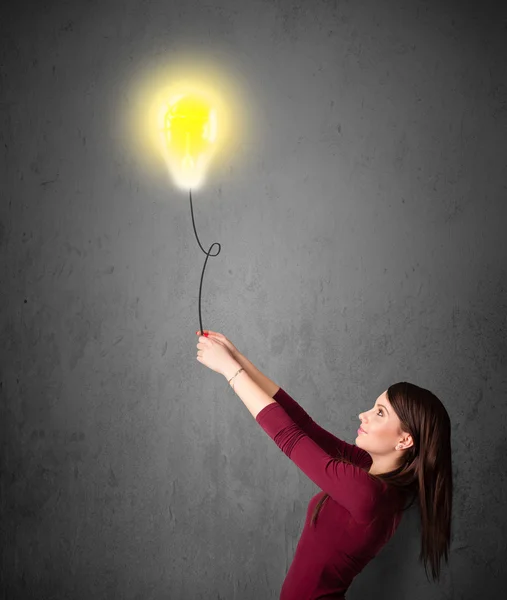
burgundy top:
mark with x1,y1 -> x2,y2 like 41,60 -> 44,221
255,387 -> 404,600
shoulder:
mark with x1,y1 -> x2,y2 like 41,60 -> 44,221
353,446 -> 373,469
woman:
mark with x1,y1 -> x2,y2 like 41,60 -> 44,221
196,330 -> 453,600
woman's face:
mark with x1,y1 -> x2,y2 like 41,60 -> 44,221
356,391 -> 412,455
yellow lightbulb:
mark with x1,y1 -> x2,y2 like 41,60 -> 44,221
158,91 -> 218,190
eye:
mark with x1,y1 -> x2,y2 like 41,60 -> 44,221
376,408 -> 384,417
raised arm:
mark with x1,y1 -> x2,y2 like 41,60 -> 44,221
255,402 -> 379,520
234,352 -> 370,469
234,352 -> 281,398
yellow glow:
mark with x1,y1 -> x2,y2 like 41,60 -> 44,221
158,85 -> 221,190
120,53 -> 256,192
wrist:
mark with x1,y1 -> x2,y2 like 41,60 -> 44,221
223,358 -> 243,382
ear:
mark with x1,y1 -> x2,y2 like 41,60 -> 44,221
402,434 -> 414,450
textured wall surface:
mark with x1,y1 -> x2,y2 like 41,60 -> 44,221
1,0 -> 506,598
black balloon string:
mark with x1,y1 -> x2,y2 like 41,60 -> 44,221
189,188 -> 221,338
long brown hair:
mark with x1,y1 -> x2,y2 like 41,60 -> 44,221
310,381 -> 453,583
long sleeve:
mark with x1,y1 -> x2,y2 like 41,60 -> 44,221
272,387 -> 372,469
256,400 -> 380,522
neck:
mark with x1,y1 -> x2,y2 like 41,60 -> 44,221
368,455 -> 399,475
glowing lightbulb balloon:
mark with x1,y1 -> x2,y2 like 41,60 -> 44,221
159,93 -> 218,190
159,90 -> 222,340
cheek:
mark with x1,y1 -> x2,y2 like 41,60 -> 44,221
374,428 -> 396,446
362,428 -> 391,446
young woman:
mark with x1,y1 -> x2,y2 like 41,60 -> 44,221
196,331 -> 453,600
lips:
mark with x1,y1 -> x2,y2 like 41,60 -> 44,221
358,426 -> 367,434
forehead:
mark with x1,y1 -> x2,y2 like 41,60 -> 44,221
377,391 -> 390,405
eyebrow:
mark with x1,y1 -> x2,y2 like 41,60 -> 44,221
378,403 -> 390,415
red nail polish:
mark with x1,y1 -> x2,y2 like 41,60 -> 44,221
204,332 -> 209,337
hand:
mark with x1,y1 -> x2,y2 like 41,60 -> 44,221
196,335 -> 236,376
196,330 -> 240,359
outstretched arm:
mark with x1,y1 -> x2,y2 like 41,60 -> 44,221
225,353 -> 370,469
223,358 -> 277,418
233,351 -> 280,398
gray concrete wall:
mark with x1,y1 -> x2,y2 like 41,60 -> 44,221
1,1 -> 506,598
